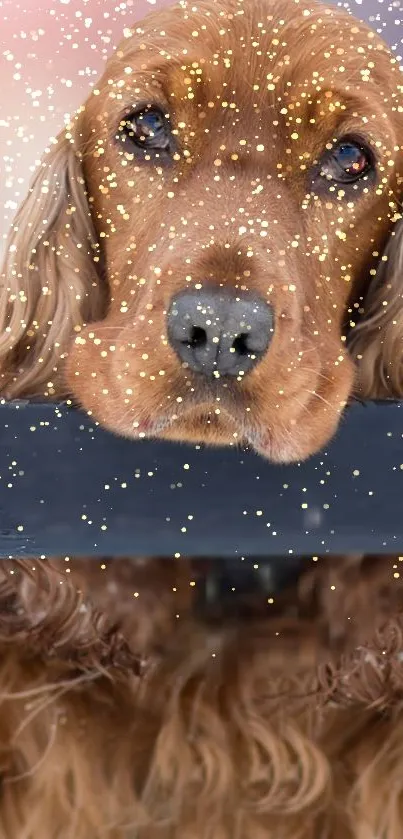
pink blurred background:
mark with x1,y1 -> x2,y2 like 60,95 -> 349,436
1,0 -> 401,257
0,0 -> 173,255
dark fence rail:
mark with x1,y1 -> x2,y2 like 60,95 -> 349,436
0,400 -> 401,557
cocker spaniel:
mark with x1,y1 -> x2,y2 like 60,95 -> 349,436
0,0 -> 403,836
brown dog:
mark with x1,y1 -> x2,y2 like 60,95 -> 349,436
0,0 -> 403,836
2,0 -> 403,461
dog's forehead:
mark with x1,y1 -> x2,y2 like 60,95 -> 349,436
81,0 -> 402,159
105,0 -> 396,105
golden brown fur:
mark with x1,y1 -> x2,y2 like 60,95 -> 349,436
1,0 -> 403,835
1,556 -> 403,839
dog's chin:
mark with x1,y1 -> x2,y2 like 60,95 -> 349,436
159,414 -> 242,448
142,407 -> 340,464
67,358 -> 348,464
73,393 -> 344,464
66,331 -> 353,463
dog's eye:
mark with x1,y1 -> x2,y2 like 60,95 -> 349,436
320,139 -> 373,184
119,105 -> 172,154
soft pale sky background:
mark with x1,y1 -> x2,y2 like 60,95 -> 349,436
0,0 -> 173,254
1,0 -> 402,254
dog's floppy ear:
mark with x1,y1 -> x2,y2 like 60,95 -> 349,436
0,120 -> 106,399
348,216 -> 403,398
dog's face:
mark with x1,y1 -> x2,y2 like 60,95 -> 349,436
2,0 -> 403,462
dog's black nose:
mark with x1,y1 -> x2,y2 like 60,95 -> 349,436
167,289 -> 274,377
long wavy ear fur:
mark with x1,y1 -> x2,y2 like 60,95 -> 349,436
348,217 -> 403,398
0,120 -> 106,399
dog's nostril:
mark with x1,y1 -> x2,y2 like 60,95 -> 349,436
232,333 -> 250,357
187,326 -> 208,349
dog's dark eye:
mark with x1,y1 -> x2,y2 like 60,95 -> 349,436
119,105 -> 172,154
320,139 -> 373,184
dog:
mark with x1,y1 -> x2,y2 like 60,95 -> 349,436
0,0 -> 403,836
